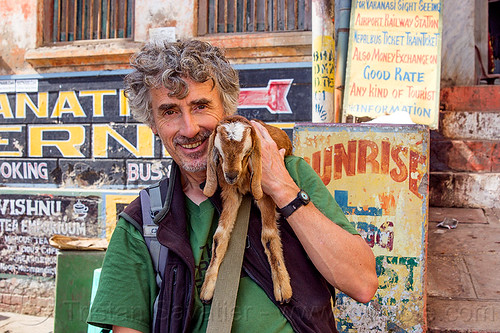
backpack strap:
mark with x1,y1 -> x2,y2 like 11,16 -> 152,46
119,163 -> 178,332
119,179 -> 171,289
206,195 -> 252,333
139,183 -> 169,288
139,182 -> 170,333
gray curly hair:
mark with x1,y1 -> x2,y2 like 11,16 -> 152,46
125,39 -> 240,126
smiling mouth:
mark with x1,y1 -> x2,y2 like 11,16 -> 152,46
181,141 -> 203,149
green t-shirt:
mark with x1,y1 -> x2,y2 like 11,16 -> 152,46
87,219 -> 158,332
87,156 -> 358,332
185,198 -> 293,333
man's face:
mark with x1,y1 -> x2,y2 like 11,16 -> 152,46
150,79 -> 225,176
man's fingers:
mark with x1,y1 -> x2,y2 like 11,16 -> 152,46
251,120 -> 271,141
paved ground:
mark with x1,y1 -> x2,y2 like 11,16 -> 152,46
427,207 -> 500,332
1,207 -> 499,332
0,311 -> 53,333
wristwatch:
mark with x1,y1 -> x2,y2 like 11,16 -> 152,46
278,190 -> 310,218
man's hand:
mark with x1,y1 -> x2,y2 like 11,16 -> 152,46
250,120 -> 299,207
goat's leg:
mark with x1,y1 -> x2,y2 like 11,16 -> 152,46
200,189 -> 242,303
257,195 -> 292,303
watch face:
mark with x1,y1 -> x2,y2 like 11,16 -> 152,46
299,190 -> 310,202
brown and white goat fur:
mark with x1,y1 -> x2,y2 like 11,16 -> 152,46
200,115 -> 293,304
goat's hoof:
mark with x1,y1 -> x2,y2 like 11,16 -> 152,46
199,292 -> 213,303
199,284 -> 215,303
280,297 -> 291,305
199,294 -> 213,304
277,294 -> 292,304
275,286 -> 293,304
200,297 -> 212,304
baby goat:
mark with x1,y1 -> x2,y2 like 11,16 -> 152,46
200,115 -> 293,304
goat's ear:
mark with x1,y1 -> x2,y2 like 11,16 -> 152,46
203,129 -> 219,197
249,126 -> 264,200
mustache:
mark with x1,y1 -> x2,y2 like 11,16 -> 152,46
173,129 -> 212,145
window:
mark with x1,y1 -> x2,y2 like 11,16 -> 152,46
42,0 -> 134,44
197,0 -> 311,35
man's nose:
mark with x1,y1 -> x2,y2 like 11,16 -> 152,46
180,112 -> 200,137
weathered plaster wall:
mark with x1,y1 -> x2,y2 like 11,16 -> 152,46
0,0 -> 38,75
134,0 -> 195,42
440,0 -> 476,87
0,1 -> 197,75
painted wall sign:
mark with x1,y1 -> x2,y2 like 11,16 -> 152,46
0,188 -> 139,278
238,79 -> 294,114
0,66 -> 312,280
236,65 -> 312,122
0,192 -> 99,277
293,123 -> 429,332
343,0 -> 442,129
313,36 -> 335,122
0,66 -> 312,188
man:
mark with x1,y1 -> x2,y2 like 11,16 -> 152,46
87,39 -> 378,333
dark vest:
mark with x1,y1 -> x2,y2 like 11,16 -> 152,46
122,163 -> 339,333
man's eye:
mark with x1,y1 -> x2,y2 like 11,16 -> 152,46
163,109 -> 176,116
195,104 -> 208,111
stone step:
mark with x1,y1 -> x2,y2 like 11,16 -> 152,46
429,129 -> 499,208
430,135 -> 500,173
440,85 -> 500,112
438,85 -> 500,141
430,85 -> 500,209
429,172 -> 500,208
439,110 -> 500,140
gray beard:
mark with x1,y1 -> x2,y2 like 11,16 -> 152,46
180,160 -> 207,173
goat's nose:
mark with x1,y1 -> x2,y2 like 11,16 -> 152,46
225,171 -> 239,184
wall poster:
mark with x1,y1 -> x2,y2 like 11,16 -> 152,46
294,123 -> 430,332
343,0 -> 442,129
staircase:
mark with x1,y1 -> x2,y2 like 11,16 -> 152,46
430,85 -> 500,209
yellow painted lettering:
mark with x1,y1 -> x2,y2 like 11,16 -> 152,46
0,94 -> 14,119
29,125 -> 85,157
0,126 -> 23,157
16,92 -> 49,118
79,90 -> 116,117
51,91 -> 86,118
93,124 -> 155,158
119,89 -> 130,116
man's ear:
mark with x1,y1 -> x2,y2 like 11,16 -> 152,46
150,123 -> 158,135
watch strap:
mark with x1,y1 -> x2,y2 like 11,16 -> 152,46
278,190 -> 310,218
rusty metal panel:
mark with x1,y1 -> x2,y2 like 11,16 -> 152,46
293,123 -> 430,332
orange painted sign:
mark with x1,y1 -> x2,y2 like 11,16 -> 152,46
294,123 -> 429,332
